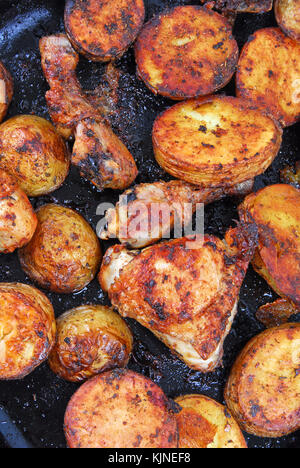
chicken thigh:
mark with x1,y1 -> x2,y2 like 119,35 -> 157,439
99,224 -> 257,372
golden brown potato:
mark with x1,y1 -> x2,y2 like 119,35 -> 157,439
99,224 -> 257,372
0,282 -> 56,380
0,115 -> 70,196
239,184 -> 300,307
48,305 -> 133,382
175,394 -> 247,448
153,95 -> 282,187
237,28 -> 300,127
275,0 -> 300,43
280,160 -> 300,188
0,61 -> 13,123
225,323 -> 300,437
135,6 -> 238,100
211,0 -> 273,12
19,204 -> 102,294
64,0 -> 145,62
256,298 -> 300,328
0,169 -> 37,253
64,369 -> 179,448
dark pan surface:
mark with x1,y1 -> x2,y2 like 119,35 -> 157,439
0,0 -> 299,449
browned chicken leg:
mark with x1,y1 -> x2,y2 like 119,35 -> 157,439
39,34 -> 138,191
100,179 -> 254,248
99,223 -> 257,372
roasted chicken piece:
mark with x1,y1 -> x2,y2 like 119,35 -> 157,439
99,179 -> 254,248
39,35 -> 138,191
0,169 -> 37,253
239,184 -> 300,308
256,298 -> 300,328
0,61 -> 13,123
99,224 -> 257,372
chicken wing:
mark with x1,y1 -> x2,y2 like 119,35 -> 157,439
99,224 -> 257,372
100,179 -> 254,248
39,35 -> 138,191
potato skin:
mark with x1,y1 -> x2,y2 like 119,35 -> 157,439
19,204 -> 102,294
65,0 -> 145,62
0,61 -> 13,123
225,323 -> 300,437
175,394 -> 247,448
135,6 -> 238,100
0,282 -> 56,380
212,0 -> 273,12
237,28 -> 300,127
239,184 -> 300,307
0,115 -> 70,196
275,0 -> 300,43
64,369 -> 179,448
48,305 -> 133,382
153,95 -> 282,187
0,169 -> 37,253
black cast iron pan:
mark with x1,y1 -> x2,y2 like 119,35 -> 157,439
0,0 -> 299,449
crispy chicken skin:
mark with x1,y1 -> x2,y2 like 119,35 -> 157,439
100,179 -> 254,248
0,169 -> 37,253
39,35 -> 138,191
0,283 -> 56,380
0,61 -> 13,123
99,224 -> 257,372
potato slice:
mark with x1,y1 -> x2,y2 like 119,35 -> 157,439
19,204 -> 102,294
239,184 -> 300,307
0,115 -> 70,196
64,0 -> 145,62
237,28 -> 300,127
175,394 -> 247,448
49,305 -> 133,382
0,283 -> 56,380
135,5 -> 238,100
275,0 -> 300,43
0,169 -> 37,254
64,369 -> 178,448
153,95 -> 282,187
225,323 -> 300,437
0,61 -> 13,123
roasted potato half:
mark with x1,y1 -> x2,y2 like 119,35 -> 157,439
275,0 -> 300,43
0,282 -> 56,380
0,115 -> 70,196
19,204 -> 102,294
0,61 -> 13,123
0,169 -> 37,253
64,369 -> 178,448
225,323 -> 300,437
153,95 -> 282,187
256,298 -> 300,328
239,184 -> 300,307
64,0 -> 145,62
175,394 -> 247,448
48,305 -> 133,382
135,5 -> 238,100
237,28 -> 300,127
